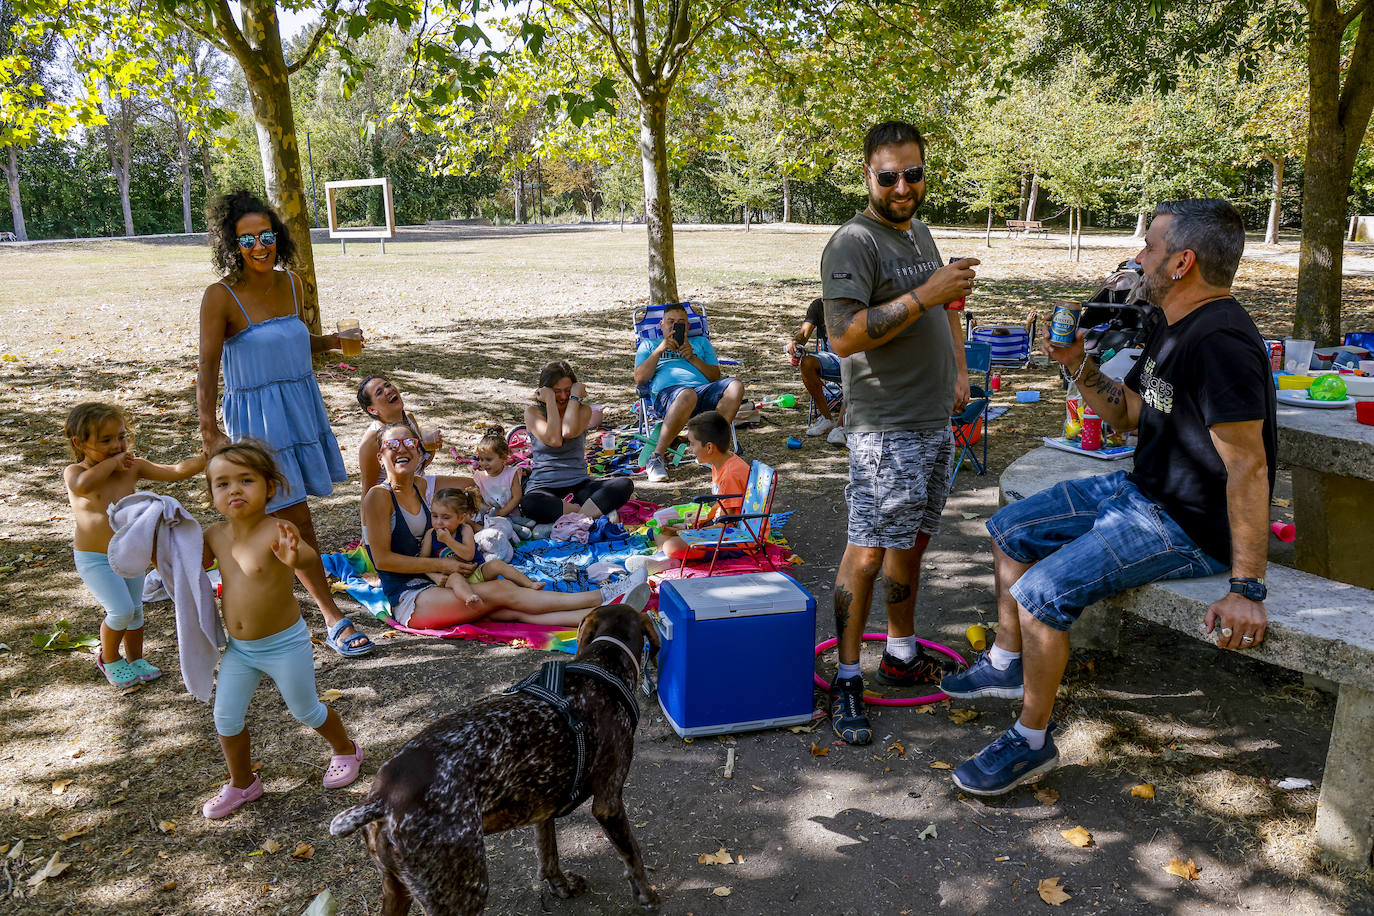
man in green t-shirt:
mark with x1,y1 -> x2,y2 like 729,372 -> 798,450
821,120 -> 978,746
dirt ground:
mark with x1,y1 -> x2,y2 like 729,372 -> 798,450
1,224 -> 1372,915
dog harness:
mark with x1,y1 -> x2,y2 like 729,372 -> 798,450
504,654 -> 640,816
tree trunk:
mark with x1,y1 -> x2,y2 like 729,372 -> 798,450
985,205 -> 992,248
235,1 -> 321,332
512,171 -> 522,223
1294,0 -> 1374,345
1026,174 -> 1040,222
619,200 -> 625,231
1066,207 -> 1074,259
743,205 -> 751,231
1018,173 -> 1029,220
1075,207 -> 1083,262
1133,210 -> 1148,238
638,89 -> 679,303
781,174 -> 791,223
1263,152 -> 1284,246
200,139 -> 215,196
4,145 -> 27,241
108,117 -> 135,237
175,110 -> 193,234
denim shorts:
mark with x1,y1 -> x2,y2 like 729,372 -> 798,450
654,378 -> 736,417
987,470 -> 1227,632
845,429 -> 953,549
813,350 -> 842,382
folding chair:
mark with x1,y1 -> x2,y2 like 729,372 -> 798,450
632,301 -> 740,456
950,341 -> 991,482
965,312 -> 1037,368
676,460 -> 778,577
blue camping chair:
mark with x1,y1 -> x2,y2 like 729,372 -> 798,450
966,312 -> 1037,368
950,341 -> 991,482
803,338 -> 844,427
676,460 -> 778,576
632,301 -> 740,455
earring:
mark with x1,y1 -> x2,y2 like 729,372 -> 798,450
1171,273 -> 1182,280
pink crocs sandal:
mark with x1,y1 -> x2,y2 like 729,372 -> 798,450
323,742 -> 364,789
202,774 -> 263,819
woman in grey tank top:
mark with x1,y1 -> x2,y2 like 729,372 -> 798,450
517,360 -> 635,524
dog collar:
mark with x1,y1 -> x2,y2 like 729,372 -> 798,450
590,635 -> 640,677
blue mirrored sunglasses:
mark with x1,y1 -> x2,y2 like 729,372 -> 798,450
236,230 -> 277,249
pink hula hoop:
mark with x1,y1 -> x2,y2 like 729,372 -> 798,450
814,633 -> 967,707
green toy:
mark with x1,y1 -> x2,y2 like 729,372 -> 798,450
1310,375 -> 1348,401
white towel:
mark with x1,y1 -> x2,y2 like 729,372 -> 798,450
107,493 -> 222,702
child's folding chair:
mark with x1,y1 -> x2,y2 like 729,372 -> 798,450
950,341 -> 991,482
676,460 -> 778,577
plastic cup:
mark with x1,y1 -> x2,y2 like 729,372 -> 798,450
1360,360 -> 1374,375
653,508 -> 680,526
1358,400 -> 1374,426
965,624 -> 988,651
1079,410 -> 1102,450
1283,338 -> 1314,374
337,318 -> 363,357
1270,522 -> 1296,543
1277,375 -> 1315,390
1049,301 -> 1082,347
786,436 -> 803,449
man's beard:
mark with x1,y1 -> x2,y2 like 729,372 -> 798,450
868,187 -> 923,224
1138,262 -> 1174,305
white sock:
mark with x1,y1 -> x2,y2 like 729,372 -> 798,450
885,635 -> 917,663
1013,720 -> 1046,750
988,643 -> 1020,671
837,661 -> 862,681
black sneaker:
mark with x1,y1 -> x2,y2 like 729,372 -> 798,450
874,646 -> 964,688
829,675 -> 872,745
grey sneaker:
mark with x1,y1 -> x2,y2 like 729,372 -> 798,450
646,451 -> 669,482
600,567 -> 651,611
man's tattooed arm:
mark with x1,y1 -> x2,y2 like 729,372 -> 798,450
1077,357 -> 1140,432
825,291 -> 934,357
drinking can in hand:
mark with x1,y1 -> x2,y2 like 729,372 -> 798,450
337,318 -> 363,357
1080,409 -> 1102,451
1049,301 -> 1081,347
947,256 -> 967,311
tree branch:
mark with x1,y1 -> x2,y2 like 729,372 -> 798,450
205,0 -> 254,63
565,0 -> 643,94
1339,0 -> 1374,172
170,1 -> 231,55
286,0 -> 343,74
1342,0 -> 1374,29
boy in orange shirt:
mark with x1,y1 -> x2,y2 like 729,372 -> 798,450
627,411 -> 750,573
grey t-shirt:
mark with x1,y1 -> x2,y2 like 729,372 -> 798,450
820,211 -> 954,433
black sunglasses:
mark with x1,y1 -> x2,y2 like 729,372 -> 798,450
236,230 -> 277,249
872,166 -> 925,188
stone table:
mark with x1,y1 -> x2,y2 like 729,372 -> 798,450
1276,403 -> 1374,589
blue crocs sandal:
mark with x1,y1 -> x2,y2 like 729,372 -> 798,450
97,653 -> 140,688
326,618 -> 375,658
127,658 -> 162,681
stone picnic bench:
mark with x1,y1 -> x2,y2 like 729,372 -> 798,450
1005,219 -> 1049,237
1001,445 -> 1374,871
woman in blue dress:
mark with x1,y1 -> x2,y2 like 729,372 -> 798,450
196,190 -> 373,657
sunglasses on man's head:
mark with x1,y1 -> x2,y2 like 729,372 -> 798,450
382,437 -> 420,451
236,230 -> 277,249
872,166 -> 925,188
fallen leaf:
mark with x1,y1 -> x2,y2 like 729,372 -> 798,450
158,821 -> 176,834
380,630 -> 401,639
318,689 -> 344,702
70,750 -> 82,759
1038,877 -> 1071,905
1130,783 -> 1156,799
886,741 -> 906,757
290,842 -> 315,860
698,847 -> 732,865
161,880 -> 177,892
751,785 -> 764,791
58,825 -> 90,842
787,724 -> 815,734
711,886 -> 731,897
928,760 -> 953,770
10,687 -> 25,698
948,708 -> 980,724
961,512 -> 980,520
51,779 -> 72,795
26,852 -> 69,887
809,742 -> 829,758
1272,497 -> 1291,507
1164,857 -> 1200,881
8,840 -> 24,860
260,839 -> 281,854
1034,786 -> 1059,805
121,683 -> 143,696
918,824 -> 938,840
1060,826 -> 1094,848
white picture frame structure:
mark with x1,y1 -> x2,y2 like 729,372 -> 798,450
325,177 -> 396,252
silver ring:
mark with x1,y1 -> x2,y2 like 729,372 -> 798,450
1241,635 -> 1255,643
1220,627 -> 1233,638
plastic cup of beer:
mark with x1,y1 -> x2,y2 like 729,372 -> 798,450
1049,300 -> 1082,347
337,318 -> 363,357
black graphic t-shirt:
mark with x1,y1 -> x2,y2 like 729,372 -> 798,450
1123,297 -> 1277,563
805,296 -> 829,348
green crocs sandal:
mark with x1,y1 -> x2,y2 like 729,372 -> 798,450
127,658 -> 162,681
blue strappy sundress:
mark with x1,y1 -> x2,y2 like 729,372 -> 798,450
219,271 -> 347,512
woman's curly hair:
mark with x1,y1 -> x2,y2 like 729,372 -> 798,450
206,189 -> 297,280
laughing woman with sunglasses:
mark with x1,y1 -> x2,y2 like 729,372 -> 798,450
196,190 -> 375,659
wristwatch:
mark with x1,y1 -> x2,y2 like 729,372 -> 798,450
1228,577 -> 1267,601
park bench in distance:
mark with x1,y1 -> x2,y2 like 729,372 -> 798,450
1004,219 -> 1049,237
999,445 -> 1374,872
0,231 -> 16,242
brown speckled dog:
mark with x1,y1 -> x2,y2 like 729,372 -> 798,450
330,605 -> 661,915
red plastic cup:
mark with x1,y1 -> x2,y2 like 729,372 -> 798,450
1270,522 -> 1296,543
1080,410 -> 1102,450
1358,400 -> 1374,426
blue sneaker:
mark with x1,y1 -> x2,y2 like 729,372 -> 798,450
951,723 -> 1059,796
939,651 -> 1023,699
829,675 -> 872,746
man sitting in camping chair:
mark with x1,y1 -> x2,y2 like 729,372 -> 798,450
634,303 -> 746,482
786,297 -> 848,446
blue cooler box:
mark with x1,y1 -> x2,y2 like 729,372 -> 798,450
652,572 -> 816,738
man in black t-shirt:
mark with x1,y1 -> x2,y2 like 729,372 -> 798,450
785,297 -> 847,444
940,199 -> 1276,797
